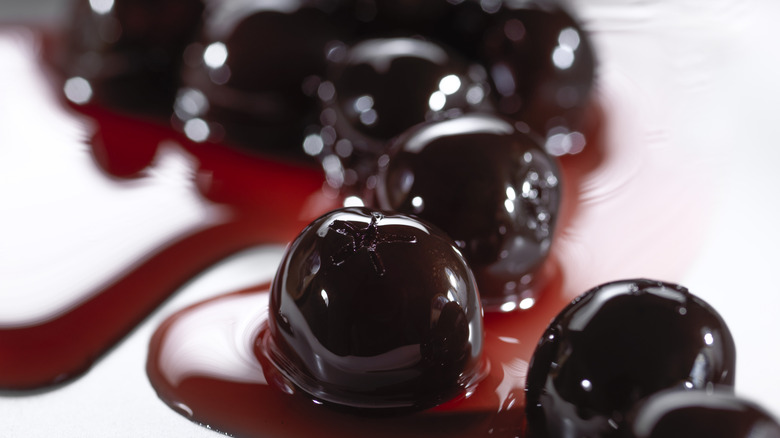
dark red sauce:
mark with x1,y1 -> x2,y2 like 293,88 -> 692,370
146,261 -> 566,438
0,26 -> 338,390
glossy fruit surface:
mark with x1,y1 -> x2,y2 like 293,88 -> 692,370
376,113 -> 560,308
322,36 -> 492,155
348,0 -> 452,34
628,389 -> 780,438
482,0 -> 595,136
262,207 -> 484,410
173,1 -> 345,158
525,279 -> 737,437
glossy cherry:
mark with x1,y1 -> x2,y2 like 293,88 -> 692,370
375,113 -> 561,309
173,1 -> 346,159
350,0 -> 451,34
525,279 -> 737,438
430,0 -> 501,61
313,35 -> 493,193
481,0 -> 595,136
261,207 -> 484,410
627,389 -> 780,438
321,36 -> 492,153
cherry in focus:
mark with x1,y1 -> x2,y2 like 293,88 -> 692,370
260,207 -> 485,411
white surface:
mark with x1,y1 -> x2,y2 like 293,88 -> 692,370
680,0 -> 780,418
1,246 -> 286,438
2,0 -> 780,436
579,0 -> 780,417
0,43 -> 222,323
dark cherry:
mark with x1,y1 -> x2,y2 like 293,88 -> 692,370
375,113 -> 561,309
627,389 -> 780,438
320,36 -> 492,155
340,0 -> 485,54
313,36 -> 493,193
260,207 -> 484,410
335,0 -> 498,61
430,0 -> 500,61
481,0 -> 595,136
173,1 -> 347,159
525,279 -> 737,438
349,0 -> 452,32
61,0 -> 205,114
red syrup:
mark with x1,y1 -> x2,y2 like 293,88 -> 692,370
146,262 -> 567,438
0,26 -> 338,390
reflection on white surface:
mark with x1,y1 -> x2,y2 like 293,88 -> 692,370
494,358 -> 527,411
0,30 -> 225,326
157,293 -> 268,386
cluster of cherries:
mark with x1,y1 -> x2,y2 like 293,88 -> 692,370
270,208 -> 780,437
60,0 -> 780,436
62,0 -> 582,307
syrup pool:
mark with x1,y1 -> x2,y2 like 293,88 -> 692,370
4,1 -> 780,436
146,272 -> 565,438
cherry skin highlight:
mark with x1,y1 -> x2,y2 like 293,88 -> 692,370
376,113 -> 561,309
482,0 -> 596,136
173,1 -> 346,159
627,389 -> 780,438
261,207 -> 485,411
525,279 -> 737,438
315,36 -> 494,193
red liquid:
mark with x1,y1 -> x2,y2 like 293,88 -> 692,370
146,262 -> 567,438
0,27 -> 338,389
